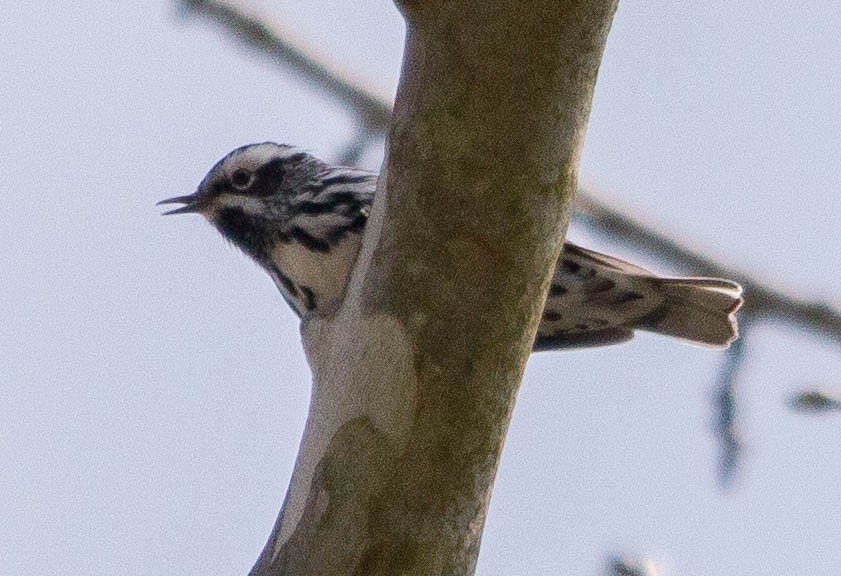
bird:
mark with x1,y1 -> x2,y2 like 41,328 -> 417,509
159,142 -> 743,350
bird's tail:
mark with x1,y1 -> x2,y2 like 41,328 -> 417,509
639,278 -> 743,348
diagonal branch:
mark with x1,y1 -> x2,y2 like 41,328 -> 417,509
575,193 -> 841,346
175,0 -> 841,349
176,0 -> 390,133
241,0 -> 620,573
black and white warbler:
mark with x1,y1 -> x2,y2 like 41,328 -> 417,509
159,142 -> 742,349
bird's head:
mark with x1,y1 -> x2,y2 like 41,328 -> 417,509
158,142 -> 322,259
158,142 -> 321,219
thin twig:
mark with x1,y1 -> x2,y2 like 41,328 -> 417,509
712,322 -> 749,487
336,132 -> 374,166
175,0 -> 841,349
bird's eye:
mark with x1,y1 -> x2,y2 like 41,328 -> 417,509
231,169 -> 253,190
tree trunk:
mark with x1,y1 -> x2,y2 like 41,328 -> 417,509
251,1 -> 618,574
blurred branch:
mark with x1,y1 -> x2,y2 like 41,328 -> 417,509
335,131 -> 374,166
176,0 -> 390,133
176,0 -> 841,350
575,194 -> 841,347
712,323 -> 749,487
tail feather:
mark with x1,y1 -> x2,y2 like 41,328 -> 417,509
640,278 -> 743,348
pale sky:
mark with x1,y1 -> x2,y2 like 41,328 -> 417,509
2,2 -> 841,575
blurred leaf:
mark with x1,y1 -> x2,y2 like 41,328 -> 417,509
607,555 -> 666,576
790,390 -> 841,413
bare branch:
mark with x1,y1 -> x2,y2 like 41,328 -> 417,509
245,1 -> 618,573
175,0 -> 841,350
177,0 -> 391,132
574,193 -> 841,346
335,132 -> 374,166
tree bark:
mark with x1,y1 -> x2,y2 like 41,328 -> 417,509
251,1 -> 618,574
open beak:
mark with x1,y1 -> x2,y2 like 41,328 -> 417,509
157,193 -> 205,216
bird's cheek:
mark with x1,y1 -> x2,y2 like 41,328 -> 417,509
216,193 -> 267,216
